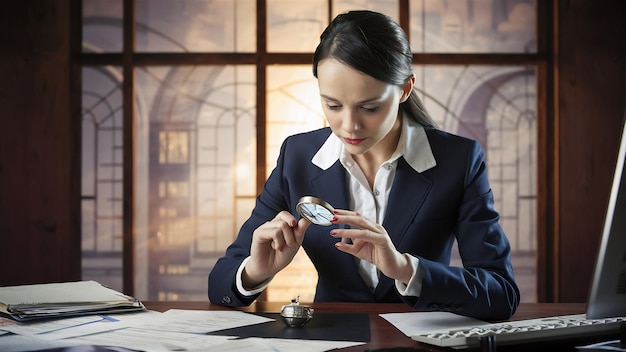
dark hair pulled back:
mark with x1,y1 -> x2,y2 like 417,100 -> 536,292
313,10 -> 436,128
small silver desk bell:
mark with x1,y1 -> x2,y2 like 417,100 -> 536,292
280,295 -> 314,327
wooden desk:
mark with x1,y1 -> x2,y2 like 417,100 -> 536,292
143,301 -> 618,351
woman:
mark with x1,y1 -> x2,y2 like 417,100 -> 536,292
208,10 -> 520,321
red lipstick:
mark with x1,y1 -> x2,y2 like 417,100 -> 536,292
344,137 -> 366,145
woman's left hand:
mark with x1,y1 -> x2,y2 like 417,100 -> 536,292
330,209 -> 413,283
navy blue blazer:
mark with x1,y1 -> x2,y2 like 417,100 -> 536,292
208,126 -> 520,321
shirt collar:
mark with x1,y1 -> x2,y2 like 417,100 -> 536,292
312,114 -> 437,172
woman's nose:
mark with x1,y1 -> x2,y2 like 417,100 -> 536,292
342,110 -> 360,132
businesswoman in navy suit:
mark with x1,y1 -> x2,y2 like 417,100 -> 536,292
208,10 -> 520,321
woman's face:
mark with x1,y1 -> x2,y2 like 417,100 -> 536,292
316,58 -> 412,161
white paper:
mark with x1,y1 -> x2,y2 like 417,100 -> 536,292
1,315 -> 106,336
260,338 -> 366,352
0,334 -> 82,352
0,281 -> 134,305
64,327 -> 233,351
198,337 -> 278,352
131,309 -> 274,333
577,340 -> 626,351
1,311 -> 161,341
188,337 -> 365,352
379,311 -> 489,337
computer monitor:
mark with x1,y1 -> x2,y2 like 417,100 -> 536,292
585,111 -> 626,319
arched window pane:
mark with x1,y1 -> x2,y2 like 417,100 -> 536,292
136,0 -> 256,52
81,66 -> 124,290
267,0 -> 328,52
410,0 -> 536,53
266,65 -> 325,176
82,0 -> 123,52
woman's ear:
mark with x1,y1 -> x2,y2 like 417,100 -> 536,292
400,75 -> 415,103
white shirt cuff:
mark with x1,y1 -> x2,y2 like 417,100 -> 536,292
395,253 -> 422,297
236,256 -> 273,296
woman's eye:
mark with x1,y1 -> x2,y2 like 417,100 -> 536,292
326,104 -> 341,110
362,106 -> 379,113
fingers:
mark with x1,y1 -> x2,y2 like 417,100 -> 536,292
331,209 -> 372,229
273,210 -> 311,245
331,210 -> 379,235
330,227 -> 375,247
256,211 -> 303,252
274,210 -> 297,228
295,217 -> 311,241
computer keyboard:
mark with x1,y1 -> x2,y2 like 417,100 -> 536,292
411,314 -> 626,349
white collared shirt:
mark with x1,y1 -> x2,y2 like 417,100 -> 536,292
237,114 -> 437,297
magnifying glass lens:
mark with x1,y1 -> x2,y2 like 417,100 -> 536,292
296,196 -> 335,226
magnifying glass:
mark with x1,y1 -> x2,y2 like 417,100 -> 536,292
296,196 -> 335,226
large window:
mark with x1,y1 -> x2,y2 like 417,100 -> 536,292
79,0 -> 541,302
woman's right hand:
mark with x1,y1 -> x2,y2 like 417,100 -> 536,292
242,211 -> 310,289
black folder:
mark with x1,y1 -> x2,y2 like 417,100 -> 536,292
207,312 -> 370,342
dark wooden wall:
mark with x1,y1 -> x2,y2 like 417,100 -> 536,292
1,0 -> 625,303
0,1 -> 80,285
555,0 -> 626,302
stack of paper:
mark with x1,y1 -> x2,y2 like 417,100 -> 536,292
0,280 -> 145,321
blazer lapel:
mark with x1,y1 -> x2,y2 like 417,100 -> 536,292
374,157 -> 433,300
309,161 -> 350,211
383,157 -> 433,243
